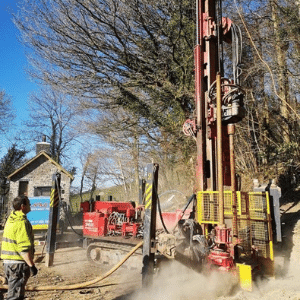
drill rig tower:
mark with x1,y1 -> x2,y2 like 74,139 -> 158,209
143,0 -> 275,292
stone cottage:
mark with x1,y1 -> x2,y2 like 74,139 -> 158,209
7,140 -> 74,211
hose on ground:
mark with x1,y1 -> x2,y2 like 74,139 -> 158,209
0,241 -> 144,291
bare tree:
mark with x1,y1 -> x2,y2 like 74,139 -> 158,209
0,90 -> 15,134
222,0 -> 300,190
22,87 -> 79,164
78,146 -> 139,200
20,0 -> 300,191
78,151 -> 101,202
14,0 -> 195,154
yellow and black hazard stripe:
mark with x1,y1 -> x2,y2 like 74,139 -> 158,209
145,183 -> 153,210
50,188 -> 59,208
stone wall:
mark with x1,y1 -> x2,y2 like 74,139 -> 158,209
8,155 -> 71,211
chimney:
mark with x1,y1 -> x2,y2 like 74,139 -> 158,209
36,135 -> 51,155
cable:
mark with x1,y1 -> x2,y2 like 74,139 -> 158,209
178,194 -> 196,222
55,175 -> 83,237
231,23 -> 243,84
152,165 -> 169,234
157,195 -> 169,234
63,207 -> 83,237
162,194 -> 196,234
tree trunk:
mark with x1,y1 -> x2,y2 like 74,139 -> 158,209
133,126 -> 140,194
272,0 -> 290,143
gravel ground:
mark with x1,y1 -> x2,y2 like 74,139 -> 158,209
0,245 -> 142,300
0,199 -> 299,300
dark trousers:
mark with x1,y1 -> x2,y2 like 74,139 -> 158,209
4,263 -> 30,300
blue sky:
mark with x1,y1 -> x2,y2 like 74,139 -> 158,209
0,0 -> 37,153
0,1 -> 93,188
0,1 -> 118,189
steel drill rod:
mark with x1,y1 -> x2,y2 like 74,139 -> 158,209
217,73 -> 224,227
228,124 -> 238,241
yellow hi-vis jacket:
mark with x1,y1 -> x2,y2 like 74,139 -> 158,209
1,210 -> 34,261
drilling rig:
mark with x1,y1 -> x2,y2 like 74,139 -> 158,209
80,0 -> 276,292
142,0 -> 275,291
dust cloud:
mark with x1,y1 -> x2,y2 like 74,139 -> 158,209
130,260 -> 238,300
125,219 -> 300,300
125,249 -> 300,300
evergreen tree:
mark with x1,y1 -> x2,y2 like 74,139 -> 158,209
0,144 -> 27,180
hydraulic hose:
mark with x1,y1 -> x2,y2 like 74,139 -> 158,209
57,178 -> 83,237
0,241 -> 143,292
157,195 -> 169,234
179,194 -> 196,221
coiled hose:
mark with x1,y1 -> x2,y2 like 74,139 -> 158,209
0,241 -> 143,291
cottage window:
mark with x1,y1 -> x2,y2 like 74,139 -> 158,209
19,181 -> 28,196
34,186 -> 52,197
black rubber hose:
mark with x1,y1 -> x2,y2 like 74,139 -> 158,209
63,205 -> 83,237
152,165 -> 169,234
56,176 -> 83,237
157,195 -> 169,234
178,193 -> 196,222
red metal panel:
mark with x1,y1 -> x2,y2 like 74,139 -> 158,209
156,209 -> 192,231
121,222 -> 140,237
126,208 -> 135,218
80,201 -> 90,213
83,201 -> 139,238
215,227 -> 231,244
208,251 -> 234,270
83,212 -> 107,236
94,201 -> 134,213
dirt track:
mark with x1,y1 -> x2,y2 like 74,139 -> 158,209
1,199 -> 300,300
0,232 -> 143,300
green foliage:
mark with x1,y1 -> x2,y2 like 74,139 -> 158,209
0,144 -> 27,180
15,0 -> 300,192
15,0 -> 195,163
227,0 -> 300,190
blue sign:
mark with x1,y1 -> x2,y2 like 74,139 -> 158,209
28,197 -> 50,229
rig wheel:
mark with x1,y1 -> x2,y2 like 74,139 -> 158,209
87,244 -> 101,262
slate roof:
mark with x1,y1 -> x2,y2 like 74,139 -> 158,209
7,151 -> 74,180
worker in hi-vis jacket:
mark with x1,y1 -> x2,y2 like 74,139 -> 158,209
1,195 -> 38,300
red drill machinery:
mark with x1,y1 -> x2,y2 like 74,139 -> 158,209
142,0 -> 275,291
80,0 -> 276,291
81,199 -> 144,267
